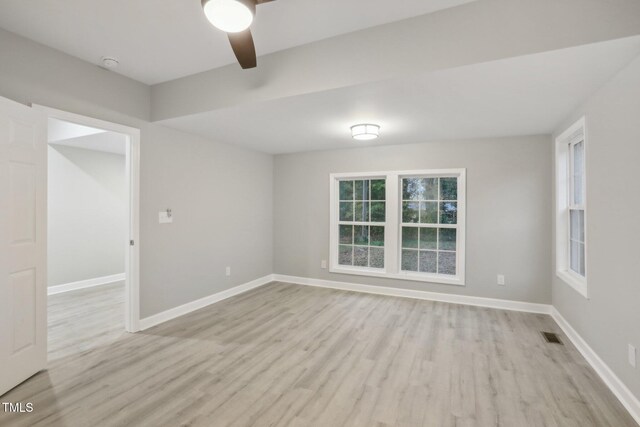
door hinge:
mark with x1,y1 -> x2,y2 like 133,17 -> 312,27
130,240 -> 135,246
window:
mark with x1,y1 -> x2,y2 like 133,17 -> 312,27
400,177 -> 459,276
330,169 -> 466,286
337,178 -> 386,269
555,117 -> 588,298
569,140 -> 586,276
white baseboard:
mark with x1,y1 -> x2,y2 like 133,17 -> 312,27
139,273 -> 550,331
139,274 -> 275,331
272,274 -> 552,314
48,273 -> 126,295
551,308 -> 640,426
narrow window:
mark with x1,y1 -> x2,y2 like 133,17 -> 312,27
555,117 -> 588,297
569,139 -> 586,277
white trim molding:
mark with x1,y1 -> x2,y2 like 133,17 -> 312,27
551,307 -> 640,425
35,104 -> 142,333
141,272 -> 551,331
48,273 -> 126,295
273,274 -> 551,314
139,275 -> 275,331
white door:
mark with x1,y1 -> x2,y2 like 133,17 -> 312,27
0,96 -> 47,396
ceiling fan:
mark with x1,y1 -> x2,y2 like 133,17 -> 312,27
201,0 -> 275,69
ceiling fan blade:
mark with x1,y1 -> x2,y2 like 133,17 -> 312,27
228,29 -> 257,69
255,0 -> 276,3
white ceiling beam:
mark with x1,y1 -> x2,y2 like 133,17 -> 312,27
151,0 -> 640,121
0,28 -> 151,122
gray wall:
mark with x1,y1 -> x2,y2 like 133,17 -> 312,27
274,135 -> 552,304
48,145 -> 126,286
139,125 -> 273,317
552,54 -> 640,400
0,28 -> 274,318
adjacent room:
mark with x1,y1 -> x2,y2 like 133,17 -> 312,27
0,0 -> 639,426
47,118 -> 129,360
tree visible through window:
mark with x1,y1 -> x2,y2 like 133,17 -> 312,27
400,177 -> 458,276
338,179 -> 385,268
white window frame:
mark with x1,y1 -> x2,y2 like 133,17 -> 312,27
555,117 -> 588,298
329,169 -> 466,286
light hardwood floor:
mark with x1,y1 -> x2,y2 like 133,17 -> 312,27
1,282 -> 636,427
47,281 -> 126,361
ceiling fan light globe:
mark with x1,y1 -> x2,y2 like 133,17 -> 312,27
203,0 -> 254,33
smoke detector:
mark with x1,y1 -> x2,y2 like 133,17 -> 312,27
100,57 -> 119,70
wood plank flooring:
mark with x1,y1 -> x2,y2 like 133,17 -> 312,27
0,282 -> 636,427
47,281 -> 126,361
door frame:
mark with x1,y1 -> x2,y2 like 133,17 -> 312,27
34,105 -> 141,333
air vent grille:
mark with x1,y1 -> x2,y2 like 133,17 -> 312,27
541,331 -> 563,344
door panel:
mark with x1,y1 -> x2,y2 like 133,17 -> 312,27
0,97 -> 46,396
10,162 -> 36,244
10,269 -> 37,354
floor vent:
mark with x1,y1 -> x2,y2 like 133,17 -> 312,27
541,331 -> 563,345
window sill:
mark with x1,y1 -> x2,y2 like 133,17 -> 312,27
330,266 -> 465,287
556,270 -> 588,299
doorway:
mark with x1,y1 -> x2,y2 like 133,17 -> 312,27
37,106 -> 140,350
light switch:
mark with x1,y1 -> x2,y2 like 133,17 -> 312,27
159,210 -> 173,224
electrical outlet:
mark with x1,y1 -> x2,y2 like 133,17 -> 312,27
321,260 -> 327,269
225,266 -> 231,277
497,274 -> 505,286
629,344 -> 636,368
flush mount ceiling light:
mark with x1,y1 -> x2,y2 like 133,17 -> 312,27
351,124 -> 380,141
202,0 -> 255,33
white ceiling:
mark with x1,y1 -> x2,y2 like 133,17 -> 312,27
49,119 -> 127,155
0,0 -> 474,84
48,118 -> 105,143
159,37 -> 640,154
